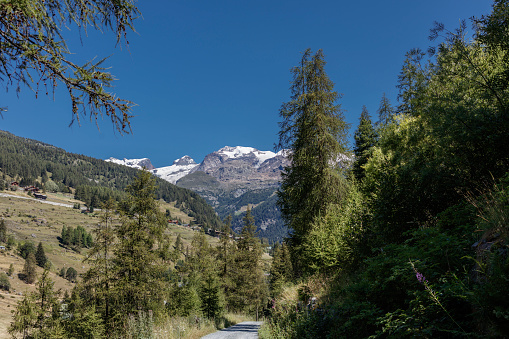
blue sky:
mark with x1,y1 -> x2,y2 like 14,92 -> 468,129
0,1 -> 493,167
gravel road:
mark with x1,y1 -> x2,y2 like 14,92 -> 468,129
200,321 -> 263,339
0,193 -> 99,211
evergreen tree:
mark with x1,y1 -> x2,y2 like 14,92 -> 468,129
230,208 -> 267,314
377,92 -> 395,127
353,106 -> 377,181
113,170 -> 168,317
35,242 -> 48,268
0,0 -> 139,133
22,252 -> 37,284
200,274 -> 225,319
276,49 -> 350,275
269,242 -> 293,296
18,241 -> 36,259
9,293 -> 37,338
65,267 -> 78,282
10,268 -> 65,338
0,219 -> 6,243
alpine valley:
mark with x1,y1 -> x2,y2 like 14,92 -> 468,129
107,146 -> 291,243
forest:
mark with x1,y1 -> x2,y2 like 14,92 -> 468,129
0,130 -> 221,229
6,171 -> 270,338
260,1 -> 509,337
2,0 -> 509,337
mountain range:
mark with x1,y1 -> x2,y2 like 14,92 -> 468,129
107,146 -> 291,242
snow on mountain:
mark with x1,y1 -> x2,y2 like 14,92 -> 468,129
106,147 -> 289,185
216,146 -> 279,167
151,156 -> 198,184
106,157 -> 155,170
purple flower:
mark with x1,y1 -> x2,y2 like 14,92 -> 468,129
415,271 -> 427,284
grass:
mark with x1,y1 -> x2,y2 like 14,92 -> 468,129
151,313 -> 255,339
0,190 -> 220,338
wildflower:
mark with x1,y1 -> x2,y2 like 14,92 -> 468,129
415,271 -> 427,284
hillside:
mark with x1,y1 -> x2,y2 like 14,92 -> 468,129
0,130 -> 221,229
0,191 -> 219,337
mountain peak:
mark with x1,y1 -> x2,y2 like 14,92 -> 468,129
173,155 -> 196,166
106,157 -> 155,170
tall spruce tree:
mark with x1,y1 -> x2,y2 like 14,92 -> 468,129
22,252 -> 37,284
377,92 -> 395,127
353,106 -> 377,181
35,242 -> 48,268
0,219 -> 6,243
276,49 -> 350,274
230,208 -> 267,314
82,197 -> 117,329
113,170 -> 168,317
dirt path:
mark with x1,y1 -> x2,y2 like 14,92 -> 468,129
200,321 -> 263,339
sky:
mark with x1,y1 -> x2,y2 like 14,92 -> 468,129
0,0 -> 494,168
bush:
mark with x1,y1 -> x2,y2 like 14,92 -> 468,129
0,272 -> 10,291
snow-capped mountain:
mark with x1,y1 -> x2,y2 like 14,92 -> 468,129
106,146 -> 289,185
189,146 -> 290,183
152,156 -> 198,184
105,157 -> 155,170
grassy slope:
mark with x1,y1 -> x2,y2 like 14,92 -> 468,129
0,190 -> 219,337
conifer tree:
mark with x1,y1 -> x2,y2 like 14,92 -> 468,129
269,242 -> 293,296
0,219 -> 6,243
35,242 -> 48,268
22,252 -> 37,284
377,92 -> 395,127
230,208 -> 267,314
10,268 -> 64,338
0,0 -> 140,133
353,106 -> 377,181
276,49 -> 350,274
113,170 -> 168,316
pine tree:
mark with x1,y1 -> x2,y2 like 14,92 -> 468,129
269,242 -> 293,296
113,170 -> 168,317
377,92 -> 395,127
0,0 -> 139,133
22,252 -> 37,284
353,106 -> 377,181
10,268 -> 63,338
35,242 -> 48,268
0,219 -> 6,243
230,208 -> 267,314
276,49 -> 350,275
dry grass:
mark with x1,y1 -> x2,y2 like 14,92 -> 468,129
151,313 -> 255,339
0,191 -> 221,337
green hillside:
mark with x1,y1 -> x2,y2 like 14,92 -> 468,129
0,130 -> 221,229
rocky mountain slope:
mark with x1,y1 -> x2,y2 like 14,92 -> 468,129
108,146 -> 291,242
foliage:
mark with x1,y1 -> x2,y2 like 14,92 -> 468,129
352,105 -> 377,182
0,130 -> 222,229
113,170 -> 168,318
35,241 -> 47,268
22,252 -> 37,284
0,0 -> 140,133
0,272 -> 10,291
0,218 -> 6,243
65,267 -> 77,282
18,240 -> 36,259
276,48 -> 350,275
60,224 -> 93,249
264,2 -> 509,338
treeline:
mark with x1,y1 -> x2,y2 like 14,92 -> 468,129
9,171 -> 268,338
261,3 -> 509,338
213,187 -> 287,243
230,193 -> 287,243
0,130 -> 221,228
60,225 -> 93,249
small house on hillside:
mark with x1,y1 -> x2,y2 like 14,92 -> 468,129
33,193 -> 47,200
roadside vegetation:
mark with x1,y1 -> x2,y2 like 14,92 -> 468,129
260,1 -> 509,338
